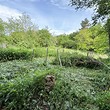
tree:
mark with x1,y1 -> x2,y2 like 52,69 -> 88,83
70,0 -> 110,20
0,18 -> 5,37
105,18 -> 110,52
80,18 -> 90,29
37,29 -> 52,47
69,31 -> 78,40
6,13 -> 37,34
90,24 -> 108,53
75,28 -> 93,50
74,23 -> 108,53
70,0 -> 110,52
5,13 -> 39,48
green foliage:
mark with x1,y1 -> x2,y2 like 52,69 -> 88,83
0,63 -> 92,110
0,18 -> 5,37
0,70 -> 50,110
53,52 -> 103,69
61,39 -> 75,49
75,28 -> 93,50
75,24 -> 108,53
91,24 -> 108,53
104,18 -> 110,52
6,13 -> 37,33
5,29 -> 53,48
96,91 -> 110,110
8,31 -> 39,48
0,47 -> 60,62
69,31 -> 78,40
0,56 -> 109,110
70,0 -> 110,21
0,14 -> 53,49
0,48 -> 32,61
57,34 -> 77,49
37,29 -> 52,47
0,13 -> 109,53
70,0 -> 110,52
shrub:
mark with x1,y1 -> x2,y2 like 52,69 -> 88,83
95,91 -> 110,110
0,47 -> 58,62
53,52 -> 103,69
0,48 -> 32,61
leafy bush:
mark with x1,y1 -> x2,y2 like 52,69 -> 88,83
0,47 -> 58,62
53,52 -> 103,69
0,48 -> 32,61
95,91 -> 110,110
61,40 -> 76,49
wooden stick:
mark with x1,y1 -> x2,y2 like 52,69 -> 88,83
31,49 -> 34,60
45,47 -> 48,65
57,49 -> 62,67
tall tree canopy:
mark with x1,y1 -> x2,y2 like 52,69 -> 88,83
70,0 -> 110,52
0,18 -> 5,37
6,13 -> 37,34
70,0 -> 110,21
80,18 -> 90,29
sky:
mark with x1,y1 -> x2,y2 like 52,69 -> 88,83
0,0 -> 93,35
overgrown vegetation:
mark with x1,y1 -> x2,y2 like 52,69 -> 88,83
0,48 -> 32,61
53,52 -> 105,69
0,13 -> 109,53
0,58 -> 110,110
0,47 -> 59,62
0,5 -> 110,110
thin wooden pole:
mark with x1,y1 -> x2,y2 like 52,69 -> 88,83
57,48 -> 59,58
31,49 -> 34,60
57,48 -> 62,67
63,48 -> 64,53
45,47 -> 48,65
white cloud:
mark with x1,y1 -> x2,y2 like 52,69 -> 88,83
50,0 -> 95,12
50,0 -> 69,6
50,0 -> 74,10
26,0 -> 40,2
0,2 -> 78,35
50,28 -> 76,36
0,4 -> 21,21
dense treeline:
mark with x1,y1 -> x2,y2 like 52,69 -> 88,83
0,13 -> 109,53
56,20 -> 108,53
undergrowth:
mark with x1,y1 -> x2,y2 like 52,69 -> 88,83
0,48 -> 109,110
53,52 -> 105,70
0,58 -> 110,110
